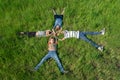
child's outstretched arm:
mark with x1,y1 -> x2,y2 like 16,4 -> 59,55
58,38 -> 65,41
52,29 -> 57,37
58,28 -> 63,33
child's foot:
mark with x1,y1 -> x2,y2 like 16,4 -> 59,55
52,8 -> 57,15
20,32 -> 25,35
30,68 -> 37,72
98,46 -> 104,52
101,28 -> 105,35
61,7 -> 66,15
61,70 -> 68,74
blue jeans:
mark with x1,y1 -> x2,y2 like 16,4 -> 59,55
34,51 -> 64,73
79,32 -> 102,48
53,18 -> 62,28
53,15 -> 63,28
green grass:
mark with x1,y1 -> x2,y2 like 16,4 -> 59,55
0,0 -> 120,80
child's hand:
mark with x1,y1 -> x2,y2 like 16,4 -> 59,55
58,39 -> 63,41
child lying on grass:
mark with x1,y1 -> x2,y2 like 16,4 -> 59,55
52,8 -> 65,35
34,37 -> 68,74
19,30 -> 55,37
58,28 -> 105,51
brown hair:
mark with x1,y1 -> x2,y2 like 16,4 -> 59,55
55,26 -> 60,31
48,37 -> 56,43
49,31 -> 52,34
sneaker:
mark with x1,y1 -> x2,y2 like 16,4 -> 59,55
20,32 -> 25,35
61,70 -> 68,74
101,28 -> 105,35
98,46 -> 104,52
29,68 -> 37,72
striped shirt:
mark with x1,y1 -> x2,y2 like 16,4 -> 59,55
64,30 -> 79,39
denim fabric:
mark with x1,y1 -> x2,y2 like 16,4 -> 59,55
53,15 -> 63,28
54,18 -> 62,28
79,32 -> 101,48
34,51 -> 64,72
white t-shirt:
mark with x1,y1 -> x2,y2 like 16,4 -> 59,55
37,31 -> 46,37
64,30 -> 79,39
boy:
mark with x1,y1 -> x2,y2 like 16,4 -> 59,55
59,28 -> 105,51
52,8 -> 65,35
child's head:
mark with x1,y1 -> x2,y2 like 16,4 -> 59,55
46,30 -> 52,36
55,25 -> 60,31
49,37 -> 56,44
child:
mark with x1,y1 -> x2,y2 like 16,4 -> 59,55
52,8 -> 65,35
59,28 -> 105,51
34,37 -> 68,74
19,30 -> 54,37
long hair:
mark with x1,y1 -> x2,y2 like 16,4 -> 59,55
48,37 -> 56,44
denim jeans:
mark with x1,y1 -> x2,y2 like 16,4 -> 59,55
34,51 -> 64,73
54,18 -> 62,28
79,32 -> 102,48
53,15 -> 63,28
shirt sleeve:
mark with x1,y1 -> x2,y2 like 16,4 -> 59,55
64,30 -> 68,39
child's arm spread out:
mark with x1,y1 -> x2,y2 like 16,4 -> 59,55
57,28 -> 63,35
52,29 -> 56,36
58,38 -> 65,41
58,28 -> 62,33
58,30 -> 65,41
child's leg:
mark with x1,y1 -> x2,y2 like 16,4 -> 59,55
83,28 -> 105,35
61,8 -> 65,15
52,9 -> 57,15
53,18 -> 63,29
79,32 -> 100,48
83,32 -> 101,35
34,53 -> 51,70
52,52 -> 64,73
20,32 -> 36,37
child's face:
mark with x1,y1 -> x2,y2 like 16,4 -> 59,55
50,38 -> 55,43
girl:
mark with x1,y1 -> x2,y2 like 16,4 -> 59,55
34,37 -> 68,74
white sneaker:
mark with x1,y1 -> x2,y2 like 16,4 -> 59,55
61,70 -> 68,74
98,46 -> 104,52
20,32 -> 24,35
101,28 -> 105,35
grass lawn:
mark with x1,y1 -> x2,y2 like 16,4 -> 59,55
0,0 -> 120,80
